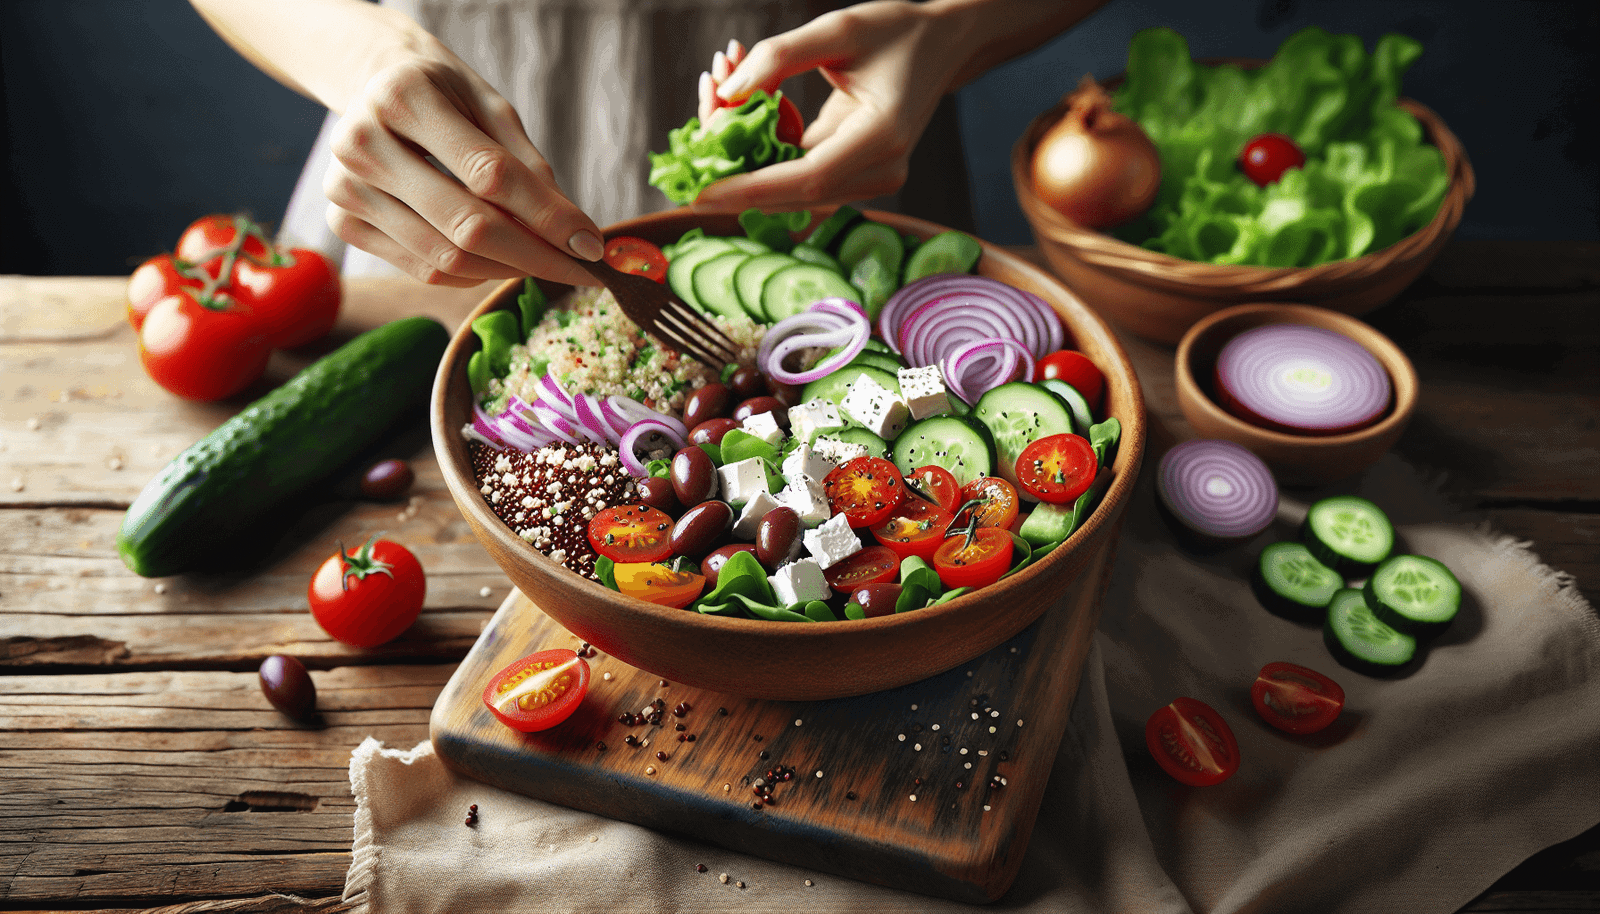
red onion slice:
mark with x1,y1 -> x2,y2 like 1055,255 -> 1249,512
535,373 -> 576,419
572,394 -> 616,446
619,419 -> 688,477
607,395 -> 688,439
468,402 -> 510,448
1214,324 -> 1392,435
756,298 -> 870,384
881,275 -> 1063,360
943,339 -> 1034,404
498,405 -> 559,451
1157,439 -> 1279,540
528,403 -> 584,445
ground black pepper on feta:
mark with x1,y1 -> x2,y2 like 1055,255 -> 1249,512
470,441 -> 639,581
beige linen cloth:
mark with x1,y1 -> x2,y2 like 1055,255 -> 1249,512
343,452 -> 1600,913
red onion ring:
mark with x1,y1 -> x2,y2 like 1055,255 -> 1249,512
1214,324 -> 1392,435
468,402 -> 510,448
619,419 -> 688,477
942,339 -> 1035,404
1157,439 -> 1278,540
756,297 -> 870,384
528,403 -> 584,445
572,394 -> 616,446
498,404 -> 559,451
535,373 -> 575,419
880,275 -> 1063,359
607,395 -> 688,439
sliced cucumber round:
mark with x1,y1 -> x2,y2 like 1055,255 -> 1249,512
1364,554 -> 1461,639
1301,495 -> 1394,575
762,263 -> 861,323
690,251 -> 751,321
1252,541 -> 1342,622
666,238 -> 741,313
890,415 -> 995,488
733,252 -> 797,321
1324,587 -> 1417,677
799,364 -> 899,414
903,230 -> 981,282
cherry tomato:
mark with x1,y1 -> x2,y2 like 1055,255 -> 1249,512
1145,697 -> 1240,787
1015,434 -> 1097,504
138,290 -> 271,401
1034,350 -> 1105,412
613,562 -> 706,608
308,536 -> 426,648
958,476 -> 1019,531
823,456 -> 906,527
905,464 -> 962,514
230,248 -> 342,348
127,254 -> 200,331
1251,662 -> 1345,735
775,95 -> 805,146
482,648 -> 591,733
587,505 -> 675,563
603,236 -> 668,284
870,497 -> 953,561
932,526 -> 1014,589
823,544 -> 901,593
1239,133 -> 1306,188
175,214 -> 271,280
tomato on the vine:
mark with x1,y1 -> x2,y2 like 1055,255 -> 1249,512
823,456 -> 906,527
176,214 -> 270,279
931,526 -> 1014,589
905,464 -> 962,514
138,290 -> 272,402
957,476 -> 1019,530
870,497 -> 952,561
588,505 -> 675,563
1239,133 -> 1306,188
482,648 -> 591,733
308,536 -> 426,648
1015,434 -> 1097,504
127,255 -> 199,332
1146,697 -> 1240,787
1251,662 -> 1345,734
823,544 -> 900,593
603,236 -> 669,284
1034,350 -> 1105,412
231,248 -> 341,348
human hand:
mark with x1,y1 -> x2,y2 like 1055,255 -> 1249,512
322,50 -> 604,287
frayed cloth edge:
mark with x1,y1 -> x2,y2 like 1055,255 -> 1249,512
343,738 -> 436,913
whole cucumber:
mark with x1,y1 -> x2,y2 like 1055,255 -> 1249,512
117,316 -> 451,577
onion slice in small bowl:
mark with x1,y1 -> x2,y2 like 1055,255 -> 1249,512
1214,324 -> 1392,436
619,419 -> 688,477
1157,439 -> 1279,545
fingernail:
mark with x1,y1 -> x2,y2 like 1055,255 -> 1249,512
717,73 -> 746,101
728,39 -> 741,59
712,51 -> 727,81
569,230 -> 604,261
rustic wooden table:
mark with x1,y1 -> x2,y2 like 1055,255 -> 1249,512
2,240 -> 1596,913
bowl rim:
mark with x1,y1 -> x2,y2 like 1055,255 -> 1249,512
1010,57 -> 1476,292
430,208 -> 1147,635
1173,301 -> 1418,447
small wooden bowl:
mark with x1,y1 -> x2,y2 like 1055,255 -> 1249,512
1011,60 -> 1475,345
431,209 -> 1147,701
1174,303 -> 1417,486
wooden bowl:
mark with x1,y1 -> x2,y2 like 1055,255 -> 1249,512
1174,303 -> 1417,486
431,209 -> 1146,700
1011,61 -> 1475,345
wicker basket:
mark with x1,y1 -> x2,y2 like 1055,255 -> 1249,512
1012,62 -> 1476,345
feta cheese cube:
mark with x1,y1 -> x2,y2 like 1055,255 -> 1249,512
776,474 -> 832,528
898,365 -> 952,419
803,513 -> 862,569
840,374 -> 909,439
812,435 -> 870,466
769,558 -> 830,605
788,398 -> 845,442
732,489 -> 780,540
782,443 -> 833,486
740,411 -> 785,447
717,456 -> 772,507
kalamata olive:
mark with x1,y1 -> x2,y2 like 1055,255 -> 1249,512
728,366 -> 769,400
769,381 -> 804,409
360,459 -> 414,500
670,500 -> 733,559
702,543 -> 758,588
688,417 -> 739,447
755,506 -> 802,570
259,654 -> 317,720
850,583 -> 904,618
681,382 -> 733,430
636,476 -> 680,514
671,447 -> 716,506
733,396 -> 788,428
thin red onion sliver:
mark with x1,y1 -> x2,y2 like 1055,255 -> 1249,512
943,339 -> 1033,404
572,394 -> 615,446
619,419 -> 687,477
757,298 -> 870,384
528,403 -> 584,445
535,373 -> 575,418
469,402 -> 510,448
1157,439 -> 1278,540
1215,325 -> 1392,435
607,395 -> 687,439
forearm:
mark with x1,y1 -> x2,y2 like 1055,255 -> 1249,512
925,0 -> 1111,89
188,0 -> 446,112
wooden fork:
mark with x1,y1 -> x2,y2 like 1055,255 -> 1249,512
570,257 -> 743,369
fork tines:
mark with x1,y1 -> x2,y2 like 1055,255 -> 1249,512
655,301 -> 742,368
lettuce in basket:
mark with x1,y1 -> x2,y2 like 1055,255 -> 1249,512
648,90 -> 804,205
1109,26 -> 1450,267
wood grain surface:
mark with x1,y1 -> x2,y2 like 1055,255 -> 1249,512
2,240 -> 1597,912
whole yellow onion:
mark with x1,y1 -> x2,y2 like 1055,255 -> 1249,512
1030,76 -> 1161,229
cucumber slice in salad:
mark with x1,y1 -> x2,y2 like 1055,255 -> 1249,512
1324,587 -> 1417,676
1364,554 -> 1461,639
1252,541 -> 1342,622
903,230 -> 981,281
690,251 -> 751,321
790,243 -> 844,274
1301,495 -> 1395,575
971,382 -> 1074,491
667,238 -> 741,313
762,263 -> 860,323
1039,379 -> 1092,435
891,415 -> 996,488
733,252 -> 796,321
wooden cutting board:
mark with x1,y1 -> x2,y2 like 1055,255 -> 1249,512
430,533 -> 1117,904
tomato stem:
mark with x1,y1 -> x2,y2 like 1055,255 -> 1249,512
338,534 -> 396,591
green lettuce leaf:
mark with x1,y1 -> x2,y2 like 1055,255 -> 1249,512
648,91 -> 804,205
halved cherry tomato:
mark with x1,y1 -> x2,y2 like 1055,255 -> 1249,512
823,456 -> 906,527
613,562 -> 706,608
1251,662 -> 1345,735
481,648 -> 591,733
905,464 -> 962,514
1145,697 -> 1240,787
823,544 -> 900,593
176,214 -> 271,280
1034,350 -> 1105,412
587,505 -> 675,563
870,497 -> 952,561
138,289 -> 272,401
603,236 -> 668,284
931,526 -> 1014,590
957,476 -> 1019,531
1015,434 -> 1097,504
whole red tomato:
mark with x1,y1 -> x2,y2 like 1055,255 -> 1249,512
231,248 -> 341,348
308,536 -> 426,648
138,290 -> 271,401
176,214 -> 270,280
127,255 -> 200,332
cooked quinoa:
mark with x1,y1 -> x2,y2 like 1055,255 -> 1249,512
481,286 -> 765,417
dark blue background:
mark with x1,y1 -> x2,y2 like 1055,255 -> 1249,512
3,0 -> 1595,275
